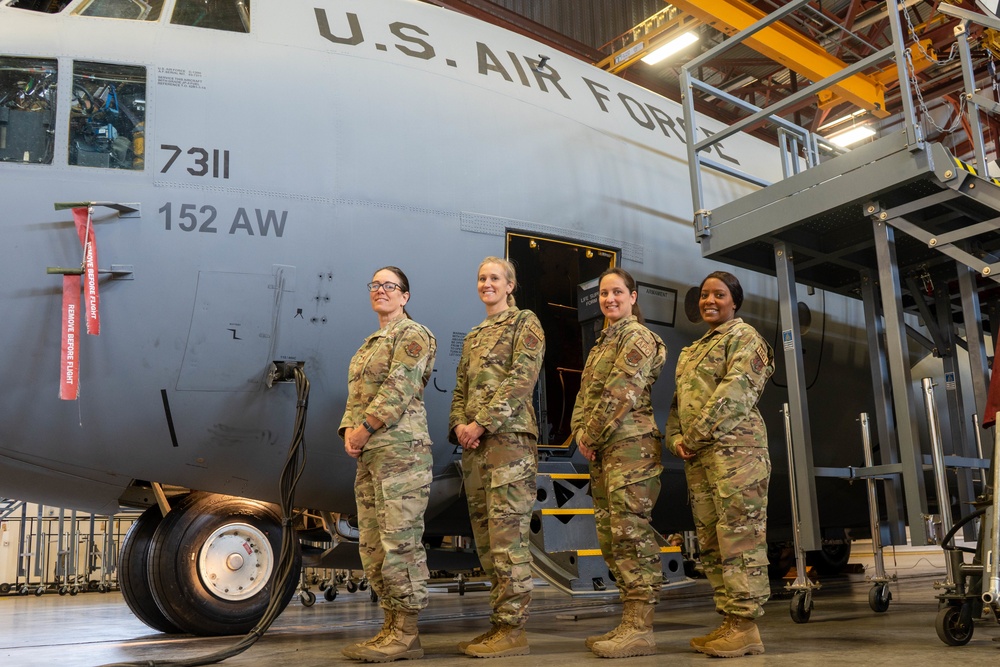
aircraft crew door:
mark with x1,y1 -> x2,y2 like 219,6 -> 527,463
505,233 -> 616,451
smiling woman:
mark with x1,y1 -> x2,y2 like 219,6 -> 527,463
571,267 -> 667,658
665,270 -> 775,658
338,265 -> 437,663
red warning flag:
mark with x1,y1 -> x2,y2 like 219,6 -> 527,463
72,206 -> 100,335
60,275 -> 81,401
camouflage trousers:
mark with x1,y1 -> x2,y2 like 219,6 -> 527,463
686,445 -> 770,619
462,432 -> 537,627
355,439 -> 433,613
590,434 -> 664,604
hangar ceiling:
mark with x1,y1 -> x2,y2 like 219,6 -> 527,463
423,0 -> 1000,166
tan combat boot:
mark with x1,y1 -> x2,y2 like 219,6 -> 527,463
343,609 -> 397,659
701,615 -> 765,658
349,610 -> 423,662
585,621 -> 623,651
463,623 -> 529,658
458,625 -> 499,653
591,601 -> 656,658
689,615 -> 731,652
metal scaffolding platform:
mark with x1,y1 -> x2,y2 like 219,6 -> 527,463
680,0 -> 1000,573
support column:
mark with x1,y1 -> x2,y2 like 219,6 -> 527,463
934,283 -> 976,532
872,218 -> 930,545
860,270 -> 906,544
958,264 -> 991,455
774,242 -> 821,550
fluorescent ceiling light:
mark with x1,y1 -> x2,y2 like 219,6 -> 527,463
829,126 -> 876,147
641,32 -> 699,65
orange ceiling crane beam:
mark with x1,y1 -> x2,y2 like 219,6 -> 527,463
667,0 -> 890,118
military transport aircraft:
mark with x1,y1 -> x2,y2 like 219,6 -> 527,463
0,0 -> 880,636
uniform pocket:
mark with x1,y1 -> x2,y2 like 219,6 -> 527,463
714,450 -> 770,499
382,467 -> 432,533
608,458 -> 663,516
490,456 -> 536,516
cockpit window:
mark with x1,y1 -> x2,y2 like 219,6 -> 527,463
7,0 -> 72,12
0,57 -> 56,164
75,0 -> 164,21
171,0 -> 250,33
69,61 -> 146,170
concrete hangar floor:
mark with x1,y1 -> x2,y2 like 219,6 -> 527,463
2,543 -> 998,666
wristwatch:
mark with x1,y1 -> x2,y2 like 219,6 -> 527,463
361,420 -> 378,435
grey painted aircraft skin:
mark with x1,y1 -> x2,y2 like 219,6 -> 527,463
0,0 -> 879,634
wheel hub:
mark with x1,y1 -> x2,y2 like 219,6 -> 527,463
198,522 -> 273,601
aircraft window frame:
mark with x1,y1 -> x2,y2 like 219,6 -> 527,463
171,0 -> 250,33
69,60 -> 146,170
0,56 -> 57,165
74,0 -> 164,21
5,0 -> 72,12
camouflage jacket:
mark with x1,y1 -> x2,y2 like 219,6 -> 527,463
571,316 -> 666,450
665,317 -> 774,455
449,307 -> 545,442
339,315 -> 437,450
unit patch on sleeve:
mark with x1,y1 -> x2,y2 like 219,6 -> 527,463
405,341 -> 423,358
751,345 -> 767,374
626,349 -> 643,366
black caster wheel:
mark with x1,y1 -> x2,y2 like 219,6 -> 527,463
790,590 -> 811,623
370,588 -> 378,604
0,582 -> 10,595
869,583 -> 891,613
324,586 -> 337,602
34,586 -> 45,597
70,586 -> 80,596
359,579 -> 368,592
299,590 -> 316,607
936,604 -> 973,646
346,580 -> 358,593
58,586 -> 69,596
97,584 -> 108,593
19,585 -> 30,596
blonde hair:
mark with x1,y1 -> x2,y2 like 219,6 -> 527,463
479,256 -> 517,307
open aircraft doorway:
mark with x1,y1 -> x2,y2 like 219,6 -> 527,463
505,232 -> 616,453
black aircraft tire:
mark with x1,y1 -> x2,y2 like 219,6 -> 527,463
120,504 -> 183,634
148,492 -> 301,636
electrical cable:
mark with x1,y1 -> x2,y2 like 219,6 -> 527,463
100,366 -> 309,667
770,290 -> 826,390
940,506 -> 986,555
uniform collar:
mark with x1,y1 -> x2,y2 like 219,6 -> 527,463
600,315 -> 637,340
371,314 -> 408,339
476,306 -> 518,329
699,316 -> 744,341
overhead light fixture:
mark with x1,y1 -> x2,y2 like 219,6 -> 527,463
829,125 -> 876,147
817,109 -> 867,132
641,32 -> 699,65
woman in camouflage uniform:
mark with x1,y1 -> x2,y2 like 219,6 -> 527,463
572,267 -> 667,659
340,266 -> 437,663
666,271 -> 774,658
450,257 -> 545,658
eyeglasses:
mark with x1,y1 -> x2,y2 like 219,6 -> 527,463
367,281 -> 402,293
